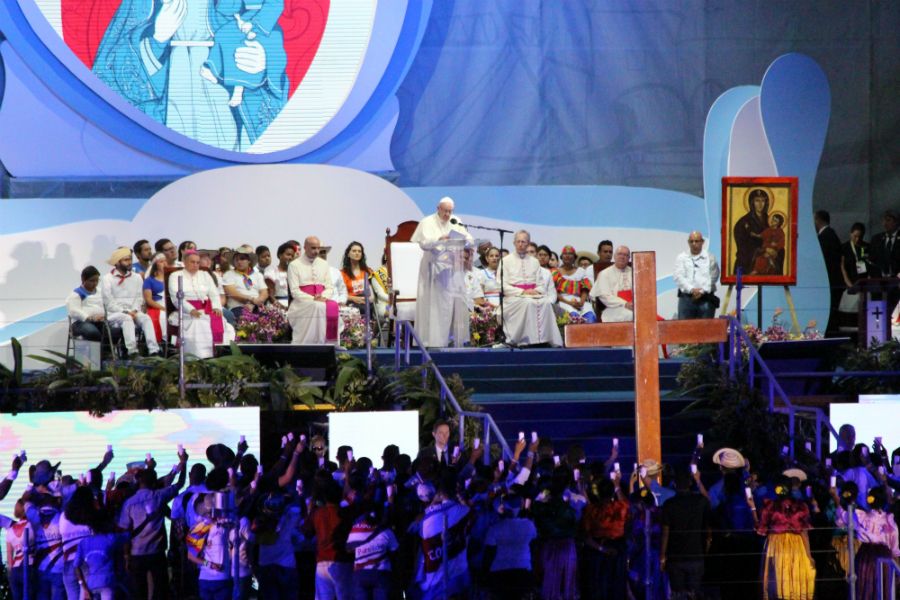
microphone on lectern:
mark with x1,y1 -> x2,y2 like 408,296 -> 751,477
449,217 -> 459,225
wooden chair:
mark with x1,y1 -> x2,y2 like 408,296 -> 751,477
384,221 -> 420,338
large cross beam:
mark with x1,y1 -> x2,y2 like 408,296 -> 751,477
565,252 -> 728,464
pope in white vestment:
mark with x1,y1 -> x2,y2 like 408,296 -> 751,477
501,232 -> 563,347
411,198 -> 474,347
168,253 -> 236,359
591,245 -> 634,322
287,237 -> 342,344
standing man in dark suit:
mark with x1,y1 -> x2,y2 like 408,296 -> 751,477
868,209 -> 900,318
417,419 -> 453,468
814,210 -> 844,335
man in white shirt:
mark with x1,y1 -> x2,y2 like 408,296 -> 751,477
222,244 -> 269,319
287,237 -> 340,344
66,266 -> 106,341
500,230 -> 563,347
101,247 -> 160,355
673,231 -> 720,319
592,245 -> 634,322
411,197 -> 474,347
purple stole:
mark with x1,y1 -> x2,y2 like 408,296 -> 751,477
300,284 -> 339,341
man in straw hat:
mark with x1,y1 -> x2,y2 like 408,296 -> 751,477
101,246 -> 161,356
708,447 -> 748,509
638,458 -> 675,506
222,244 -> 269,319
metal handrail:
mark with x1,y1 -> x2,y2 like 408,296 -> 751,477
393,320 -> 512,464
726,316 -> 839,460
877,557 -> 899,600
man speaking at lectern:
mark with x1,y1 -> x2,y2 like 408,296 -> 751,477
411,197 -> 474,347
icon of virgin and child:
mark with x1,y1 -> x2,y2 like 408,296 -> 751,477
91,0 -> 288,151
733,189 -> 786,276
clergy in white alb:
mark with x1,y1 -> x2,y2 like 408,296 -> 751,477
287,237 -> 342,344
501,231 -> 563,347
102,247 -> 160,355
591,245 -> 634,323
168,251 -> 235,359
411,197 -> 474,347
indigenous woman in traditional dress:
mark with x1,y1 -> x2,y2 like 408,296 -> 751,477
836,485 -> 900,600
477,247 -> 502,308
755,476 -> 816,600
264,242 -> 296,309
340,242 -> 373,308
532,469 -> 580,600
168,250 -> 235,358
142,253 -> 168,345
826,481 -> 861,589
553,245 -> 596,322
627,486 -> 666,600
580,473 -> 629,600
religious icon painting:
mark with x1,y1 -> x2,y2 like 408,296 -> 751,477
721,177 -> 799,286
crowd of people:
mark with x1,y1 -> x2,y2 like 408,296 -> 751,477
66,198 -> 725,358
1,421 -> 898,600
816,209 -> 900,335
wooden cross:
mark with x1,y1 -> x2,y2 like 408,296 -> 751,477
565,252 -> 728,464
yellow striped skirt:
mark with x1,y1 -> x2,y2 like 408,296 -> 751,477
762,532 -> 816,600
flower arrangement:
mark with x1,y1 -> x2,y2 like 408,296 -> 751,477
470,305 -> 500,347
340,309 -> 373,349
742,308 -> 822,346
235,304 -> 291,343
556,311 -> 587,341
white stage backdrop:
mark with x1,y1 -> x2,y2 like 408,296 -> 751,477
328,410 -> 420,465
0,165 -> 708,368
830,402 -> 900,454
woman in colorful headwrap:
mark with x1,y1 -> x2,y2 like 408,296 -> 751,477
755,475 -> 816,600
836,485 -> 900,600
553,245 -> 596,322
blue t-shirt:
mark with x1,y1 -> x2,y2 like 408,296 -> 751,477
143,277 -> 164,302
74,532 -> 129,590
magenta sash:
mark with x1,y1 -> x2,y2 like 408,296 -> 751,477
300,284 -> 339,341
187,299 -> 224,344
513,283 -> 537,291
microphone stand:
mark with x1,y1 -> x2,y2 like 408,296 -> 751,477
455,221 -> 514,348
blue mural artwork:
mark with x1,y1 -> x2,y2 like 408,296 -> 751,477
0,0 -> 432,169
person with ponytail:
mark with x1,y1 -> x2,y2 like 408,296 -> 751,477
755,475 -> 816,600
